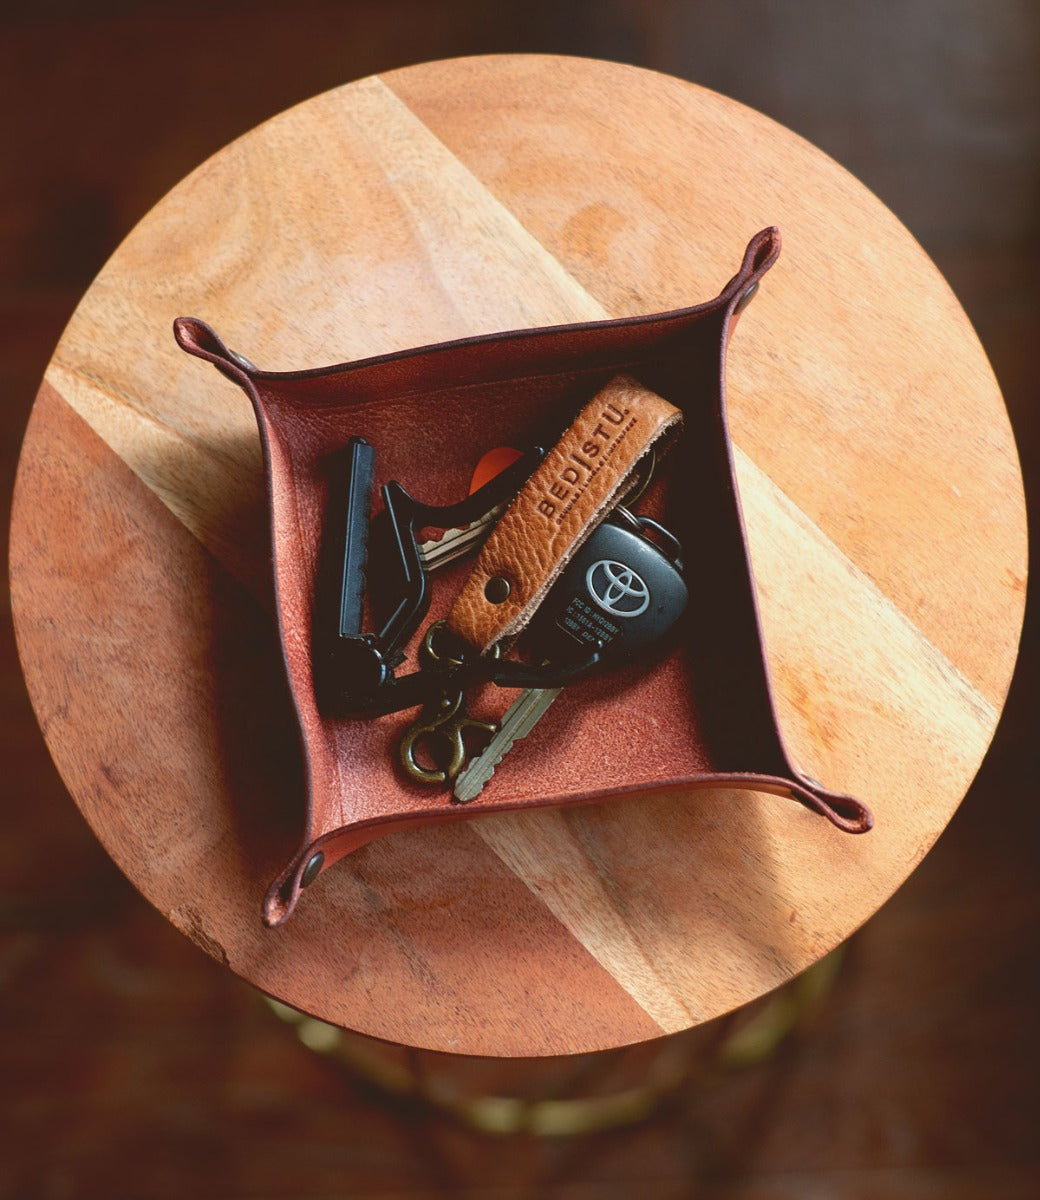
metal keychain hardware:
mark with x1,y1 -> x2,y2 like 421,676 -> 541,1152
315,437 -> 545,715
453,505 -> 689,801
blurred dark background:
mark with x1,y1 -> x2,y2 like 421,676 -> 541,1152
1,2 -> 1037,1197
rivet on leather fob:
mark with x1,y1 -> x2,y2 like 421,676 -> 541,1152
523,506 -> 688,666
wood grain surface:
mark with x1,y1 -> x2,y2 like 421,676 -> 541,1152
9,55 -> 1027,1057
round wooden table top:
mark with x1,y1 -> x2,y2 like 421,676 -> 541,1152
11,55 -> 1027,1057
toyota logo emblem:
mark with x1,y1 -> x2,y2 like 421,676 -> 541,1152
586,559 -> 651,618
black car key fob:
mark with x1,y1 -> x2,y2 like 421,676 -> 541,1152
522,505 -> 688,669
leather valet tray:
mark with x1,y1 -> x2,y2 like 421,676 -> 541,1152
175,227 -> 872,927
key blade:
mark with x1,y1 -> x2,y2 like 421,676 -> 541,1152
417,505 -> 503,570
452,687 -> 561,804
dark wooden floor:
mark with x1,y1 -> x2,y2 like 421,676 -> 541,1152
2,3 -> 1038,1197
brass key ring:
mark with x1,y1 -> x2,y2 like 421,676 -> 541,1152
418,619 -> 477,669
399,621 -> 500,784
399,688 -> 498,785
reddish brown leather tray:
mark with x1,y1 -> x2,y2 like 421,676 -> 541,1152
175,227 -> 872,927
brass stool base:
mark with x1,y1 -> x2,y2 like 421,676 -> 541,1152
266,948 -> 844,1136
